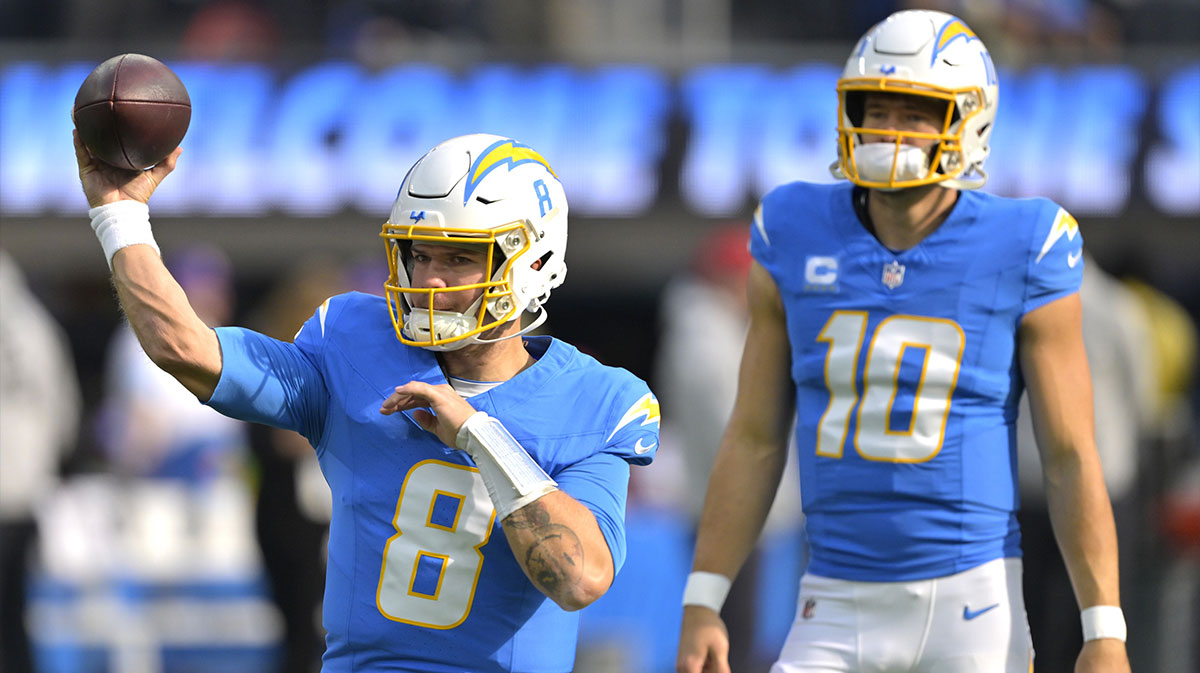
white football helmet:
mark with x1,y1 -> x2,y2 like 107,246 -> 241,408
381,133 -> 568,351
830,9 -> 999,190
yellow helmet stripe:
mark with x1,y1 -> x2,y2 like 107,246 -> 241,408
463,139 -> 558,205
931,18 -> 978,66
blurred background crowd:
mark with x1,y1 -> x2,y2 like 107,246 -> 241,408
1,1 -> 1197,672
4,0 -> 1199,61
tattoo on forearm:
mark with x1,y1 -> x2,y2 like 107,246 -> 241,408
525,525 -> 583,594
505,503 -> 551,530
505,502 -> 584,596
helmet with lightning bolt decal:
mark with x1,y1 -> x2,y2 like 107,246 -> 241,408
381,134 -> 568,351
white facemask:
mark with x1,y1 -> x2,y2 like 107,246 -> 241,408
852,143 -> 931,187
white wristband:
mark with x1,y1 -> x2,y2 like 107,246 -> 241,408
682,571 -> 732,614
455,411 -> 558,520
88,201 -> 159,269
1081,605 -> 1126,642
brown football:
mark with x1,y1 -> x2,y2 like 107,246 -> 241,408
73,54 -> 191,170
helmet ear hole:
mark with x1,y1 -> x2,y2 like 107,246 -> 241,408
846,91 -> 866,127
395,240 -> 414,275
490,242 -> 506,275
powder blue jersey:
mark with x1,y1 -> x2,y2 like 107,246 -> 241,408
206,292 -> 659,673
752,181 -> 1083,582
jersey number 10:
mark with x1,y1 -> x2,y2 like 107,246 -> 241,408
816,311 -> 965,463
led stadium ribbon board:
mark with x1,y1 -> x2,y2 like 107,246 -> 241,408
3,60 -> 1197,217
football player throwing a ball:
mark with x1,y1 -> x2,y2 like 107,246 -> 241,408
74,131 -> 659,673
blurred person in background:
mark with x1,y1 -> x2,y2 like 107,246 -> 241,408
73,131 -> 659,673
652,223 -> 801,673
97,245 -> 247,484
678,9 -> 1130,673
904,0 -> 1125,63
326,0 -> 490,67
0,250 -> 82,673
1123,274 -> 1199,673
246,258 -> 347,673
89,244 -> 258,668
180,0 -> 282,61
654,224 -> 753,529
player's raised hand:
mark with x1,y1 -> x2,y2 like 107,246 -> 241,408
676,606 -> 731,673
73,129 -> 180,208
380,381 -> 477,448
1075,638 -> 1131,673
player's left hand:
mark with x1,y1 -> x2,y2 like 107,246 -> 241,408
380,381 -> 476,448
1075,638 -> 1130,673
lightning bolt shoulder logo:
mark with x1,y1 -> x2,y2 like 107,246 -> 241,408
1035,208 -> 1080,264
462,139 -> 558,206
606,393 -> 661,453
317,297 -> 331,337
752,203 -> 770,246
295,297 -> 331,341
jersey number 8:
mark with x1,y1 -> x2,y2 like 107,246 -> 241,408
377,460 -> 496,628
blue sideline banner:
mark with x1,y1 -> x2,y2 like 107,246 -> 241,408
3,60 -> 1196,217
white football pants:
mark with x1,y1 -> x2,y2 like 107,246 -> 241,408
769,558 -> 1033,673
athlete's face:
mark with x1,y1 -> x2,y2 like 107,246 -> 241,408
860,93 -> 946,149
407,242 -> 489,312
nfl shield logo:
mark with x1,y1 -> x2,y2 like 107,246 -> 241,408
882,260 -> 906,289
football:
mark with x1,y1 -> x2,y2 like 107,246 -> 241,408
73,53 -> 191,170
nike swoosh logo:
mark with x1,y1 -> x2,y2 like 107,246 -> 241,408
963,603 -> 1000,620
1067,250 -> 1082,268
634,438 -> 657,455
